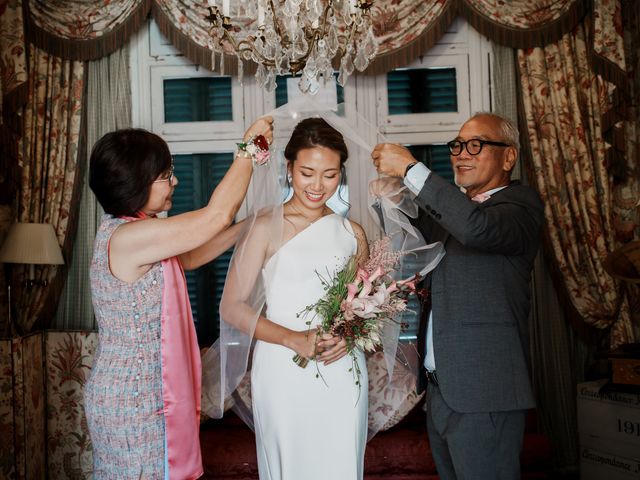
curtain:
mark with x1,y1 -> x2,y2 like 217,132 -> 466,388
517,20 -> 637,348
26,0 -> 150,60
528,251 -> 589,471
490,42 -> 520,179
21,0 -> 599,75
53,47 -> 131,331
1,0 -> 28,335
492,41 -> 582,470
0,0 -> 28,129
16,46 -> 85,334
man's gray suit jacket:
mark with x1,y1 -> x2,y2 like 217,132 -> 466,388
415,174 -> 544,413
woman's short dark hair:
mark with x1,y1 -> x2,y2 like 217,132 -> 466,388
89,129 -> 172,217
284,118 -> 348,166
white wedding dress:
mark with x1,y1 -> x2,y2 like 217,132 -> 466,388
251,213 -> 368,480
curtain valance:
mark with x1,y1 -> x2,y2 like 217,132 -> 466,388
25,0 -> 151,60
16,0 -> 628,90
369,0 -> 587,74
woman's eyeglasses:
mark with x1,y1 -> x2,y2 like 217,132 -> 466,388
447,139 -> 510,156
154,163 -> 174,184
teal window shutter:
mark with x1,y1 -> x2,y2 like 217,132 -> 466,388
169,153 -> 234,345
275,74 -> 345,108
163,77 -> 233,123
397,144 -> 454,341
387,67 -> 457,115
407,145 -> 455,184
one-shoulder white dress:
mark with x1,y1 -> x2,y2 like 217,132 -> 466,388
251,214 -> 368,480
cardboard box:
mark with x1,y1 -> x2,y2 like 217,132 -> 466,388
578,379 -> 640,479
580,434 -> 640,479
577,380 -> 640,449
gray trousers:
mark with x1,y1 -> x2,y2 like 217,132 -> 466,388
425,383 -> 527,480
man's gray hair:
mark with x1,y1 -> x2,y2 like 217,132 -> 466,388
470,112 -> 520,156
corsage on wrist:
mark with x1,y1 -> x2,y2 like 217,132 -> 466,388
237,135 -> 270,166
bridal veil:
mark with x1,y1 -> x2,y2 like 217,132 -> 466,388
201,96 -> 444,438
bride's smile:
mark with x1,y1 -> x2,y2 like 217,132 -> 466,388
304,190 -> 324,202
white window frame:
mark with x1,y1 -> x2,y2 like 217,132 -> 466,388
375,55 -> 471,134
130,20 -> 252,143
373,19 -> 492,140
131,16 -> 493,237
149,66 -> 245,142
131,16 -> 494,340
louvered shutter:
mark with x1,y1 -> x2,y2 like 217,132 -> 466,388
387,67 -> 457,115
386,67 -> 458,339
407,145 -> 455,184
163,77 -> 233,123
275,74 -> 345,108
168,153 -> 234,345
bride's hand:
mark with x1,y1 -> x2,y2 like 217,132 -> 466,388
316,334 -> 347,365
287,328 -> 319,360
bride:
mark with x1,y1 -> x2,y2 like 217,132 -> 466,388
222,117 -> 369,479
203,100 -> 444,480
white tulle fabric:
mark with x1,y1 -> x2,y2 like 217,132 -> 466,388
201,98 -> 444,440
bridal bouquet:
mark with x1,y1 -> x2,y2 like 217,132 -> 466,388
293,236 -> 422,387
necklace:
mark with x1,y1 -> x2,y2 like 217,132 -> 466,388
285,202 -> 327,228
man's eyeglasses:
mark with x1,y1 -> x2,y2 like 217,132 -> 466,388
447,139 -> 510,156
154,163 -> 174,184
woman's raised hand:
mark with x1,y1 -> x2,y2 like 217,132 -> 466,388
243,116 -> 274,144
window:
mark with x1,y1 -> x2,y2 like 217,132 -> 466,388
370,18 -> 492,340
164,77 -> 233,122
387,68 -> 457,115
131,16 -> 492,344
149,65 -> 244,142
375,54 -> 471,135
168,153 -> 235,345
275,74 -> 345,108
407,144 -> 455,184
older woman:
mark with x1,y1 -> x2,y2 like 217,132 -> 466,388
84,117 -> 273,479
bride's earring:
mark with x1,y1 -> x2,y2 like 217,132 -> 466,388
287,172 -> 293,184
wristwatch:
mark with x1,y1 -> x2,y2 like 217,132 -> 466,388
404,162 -> 418,178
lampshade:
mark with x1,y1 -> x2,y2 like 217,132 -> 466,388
0,223 -> 64,265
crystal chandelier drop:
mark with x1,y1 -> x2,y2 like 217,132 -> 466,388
204,0 -> 378,94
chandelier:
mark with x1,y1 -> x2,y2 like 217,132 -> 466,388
204,0 -> 378,94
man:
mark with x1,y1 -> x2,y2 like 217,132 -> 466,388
371,112 -> 543,479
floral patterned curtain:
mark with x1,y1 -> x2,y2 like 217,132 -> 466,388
16,46 -> 84,334
368,0 -> 587,73
0,0 -> 28,132
11,0 -> 635,343
1,0 -> 28,334
21,0 -> 591,75
518,15 -> 637,347
152,0 -> 252,74
26,0 -> 150,60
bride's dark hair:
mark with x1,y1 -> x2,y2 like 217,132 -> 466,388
284,117 -> 349,208
284,117 -> 348,165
